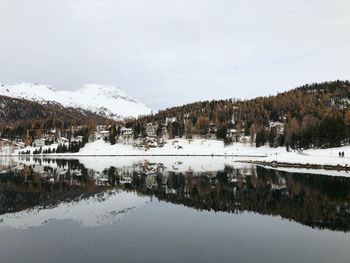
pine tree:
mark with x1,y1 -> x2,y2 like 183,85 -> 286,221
109,124 -> 117,145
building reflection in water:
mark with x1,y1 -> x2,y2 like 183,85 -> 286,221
0,158 -> 350,232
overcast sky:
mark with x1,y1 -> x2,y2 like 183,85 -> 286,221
0,0 -> 349,109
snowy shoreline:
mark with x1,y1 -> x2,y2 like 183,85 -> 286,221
0,154 -> 267,157
245,160 -> 350,171
3,138 -> 350,172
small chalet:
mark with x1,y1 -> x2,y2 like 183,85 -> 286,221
57,137 -> 69,144
98,130 -> 109,140
33,138 -> 45,147
71,136 -> 83,143
146,123 -> 157,137
269,121 -> 285,135
121,127 -> 133,140
209,122 -> 217,133
227,129 -> 243,142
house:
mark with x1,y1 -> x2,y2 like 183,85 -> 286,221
165,117 -> 177,126
227,129 -> 243,142
121,127 -> 133,140
43,132 -> 56,143
98,130 -> 109,140
227,128 -> 236,139
71,136 -> 83,143
153,122 -> 168,138
57,137 -> 69,145
33,138 -> 45,147
146,123 -> 157,137
15,140 -> 26,149
240,135 -> 251,144
269,121 -> 284,135
160,124 -> 168,138
209,122 -> 217,133
96,124 -> 110,133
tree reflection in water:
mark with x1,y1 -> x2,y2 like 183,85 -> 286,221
1,158 -> 350,232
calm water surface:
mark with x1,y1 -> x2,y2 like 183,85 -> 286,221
0,157 -> 349,263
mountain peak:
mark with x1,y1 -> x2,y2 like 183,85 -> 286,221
80,84 -> 139,104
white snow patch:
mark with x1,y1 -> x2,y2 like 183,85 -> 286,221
75,139 -> 277,157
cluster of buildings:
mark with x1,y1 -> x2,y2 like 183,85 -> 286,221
1,116 -> 286,154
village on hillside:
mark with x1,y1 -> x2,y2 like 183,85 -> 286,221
0,114 -> 285,155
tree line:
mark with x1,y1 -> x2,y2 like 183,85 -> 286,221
129,80 -> 350,149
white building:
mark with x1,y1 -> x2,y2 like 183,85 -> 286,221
33,138 -> 45,147
146,123 -> 157,137
121,127 -> 133,140
71,136 -> 83,143
165,117 -> 177,126
57,137 -> 69,144
269,121 -> 285,135
16,141 -> 26,149
227,129 -> 244,142
97,130 -> 109,140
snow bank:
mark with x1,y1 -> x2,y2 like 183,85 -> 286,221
76,138 -> 280,156
8,139 -> 350,172
263,149 -> 350,167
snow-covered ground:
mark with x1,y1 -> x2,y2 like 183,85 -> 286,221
11,154 -> 350,177
76,138 -> 278,156
10,138 -> 279,156
4,138 -> 350,172
262,147 -> 350,167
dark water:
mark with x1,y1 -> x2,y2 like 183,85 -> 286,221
0,158 -> 350,263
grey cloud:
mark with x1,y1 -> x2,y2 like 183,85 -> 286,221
0,0 -> 349,109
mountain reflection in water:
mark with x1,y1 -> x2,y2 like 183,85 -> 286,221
0,157 -> 350,232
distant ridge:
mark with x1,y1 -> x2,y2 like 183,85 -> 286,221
0,94 -> 108,126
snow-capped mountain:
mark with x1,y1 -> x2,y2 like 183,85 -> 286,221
0,83 -> 152,119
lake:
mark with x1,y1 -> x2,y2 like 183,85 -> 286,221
0,156 -> 349,263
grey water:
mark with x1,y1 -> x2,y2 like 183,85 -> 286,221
0,157 -> 349,263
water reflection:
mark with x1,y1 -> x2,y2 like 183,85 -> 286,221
1,157 -> 350,232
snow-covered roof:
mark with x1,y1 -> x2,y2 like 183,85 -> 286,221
269,121 -> 284,127
121,127 -> 132,131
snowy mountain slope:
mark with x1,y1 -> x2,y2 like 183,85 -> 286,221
0,83 -> 152,119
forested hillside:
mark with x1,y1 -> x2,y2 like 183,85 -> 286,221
133,80 -> 350,149
0,95 -> 108,137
